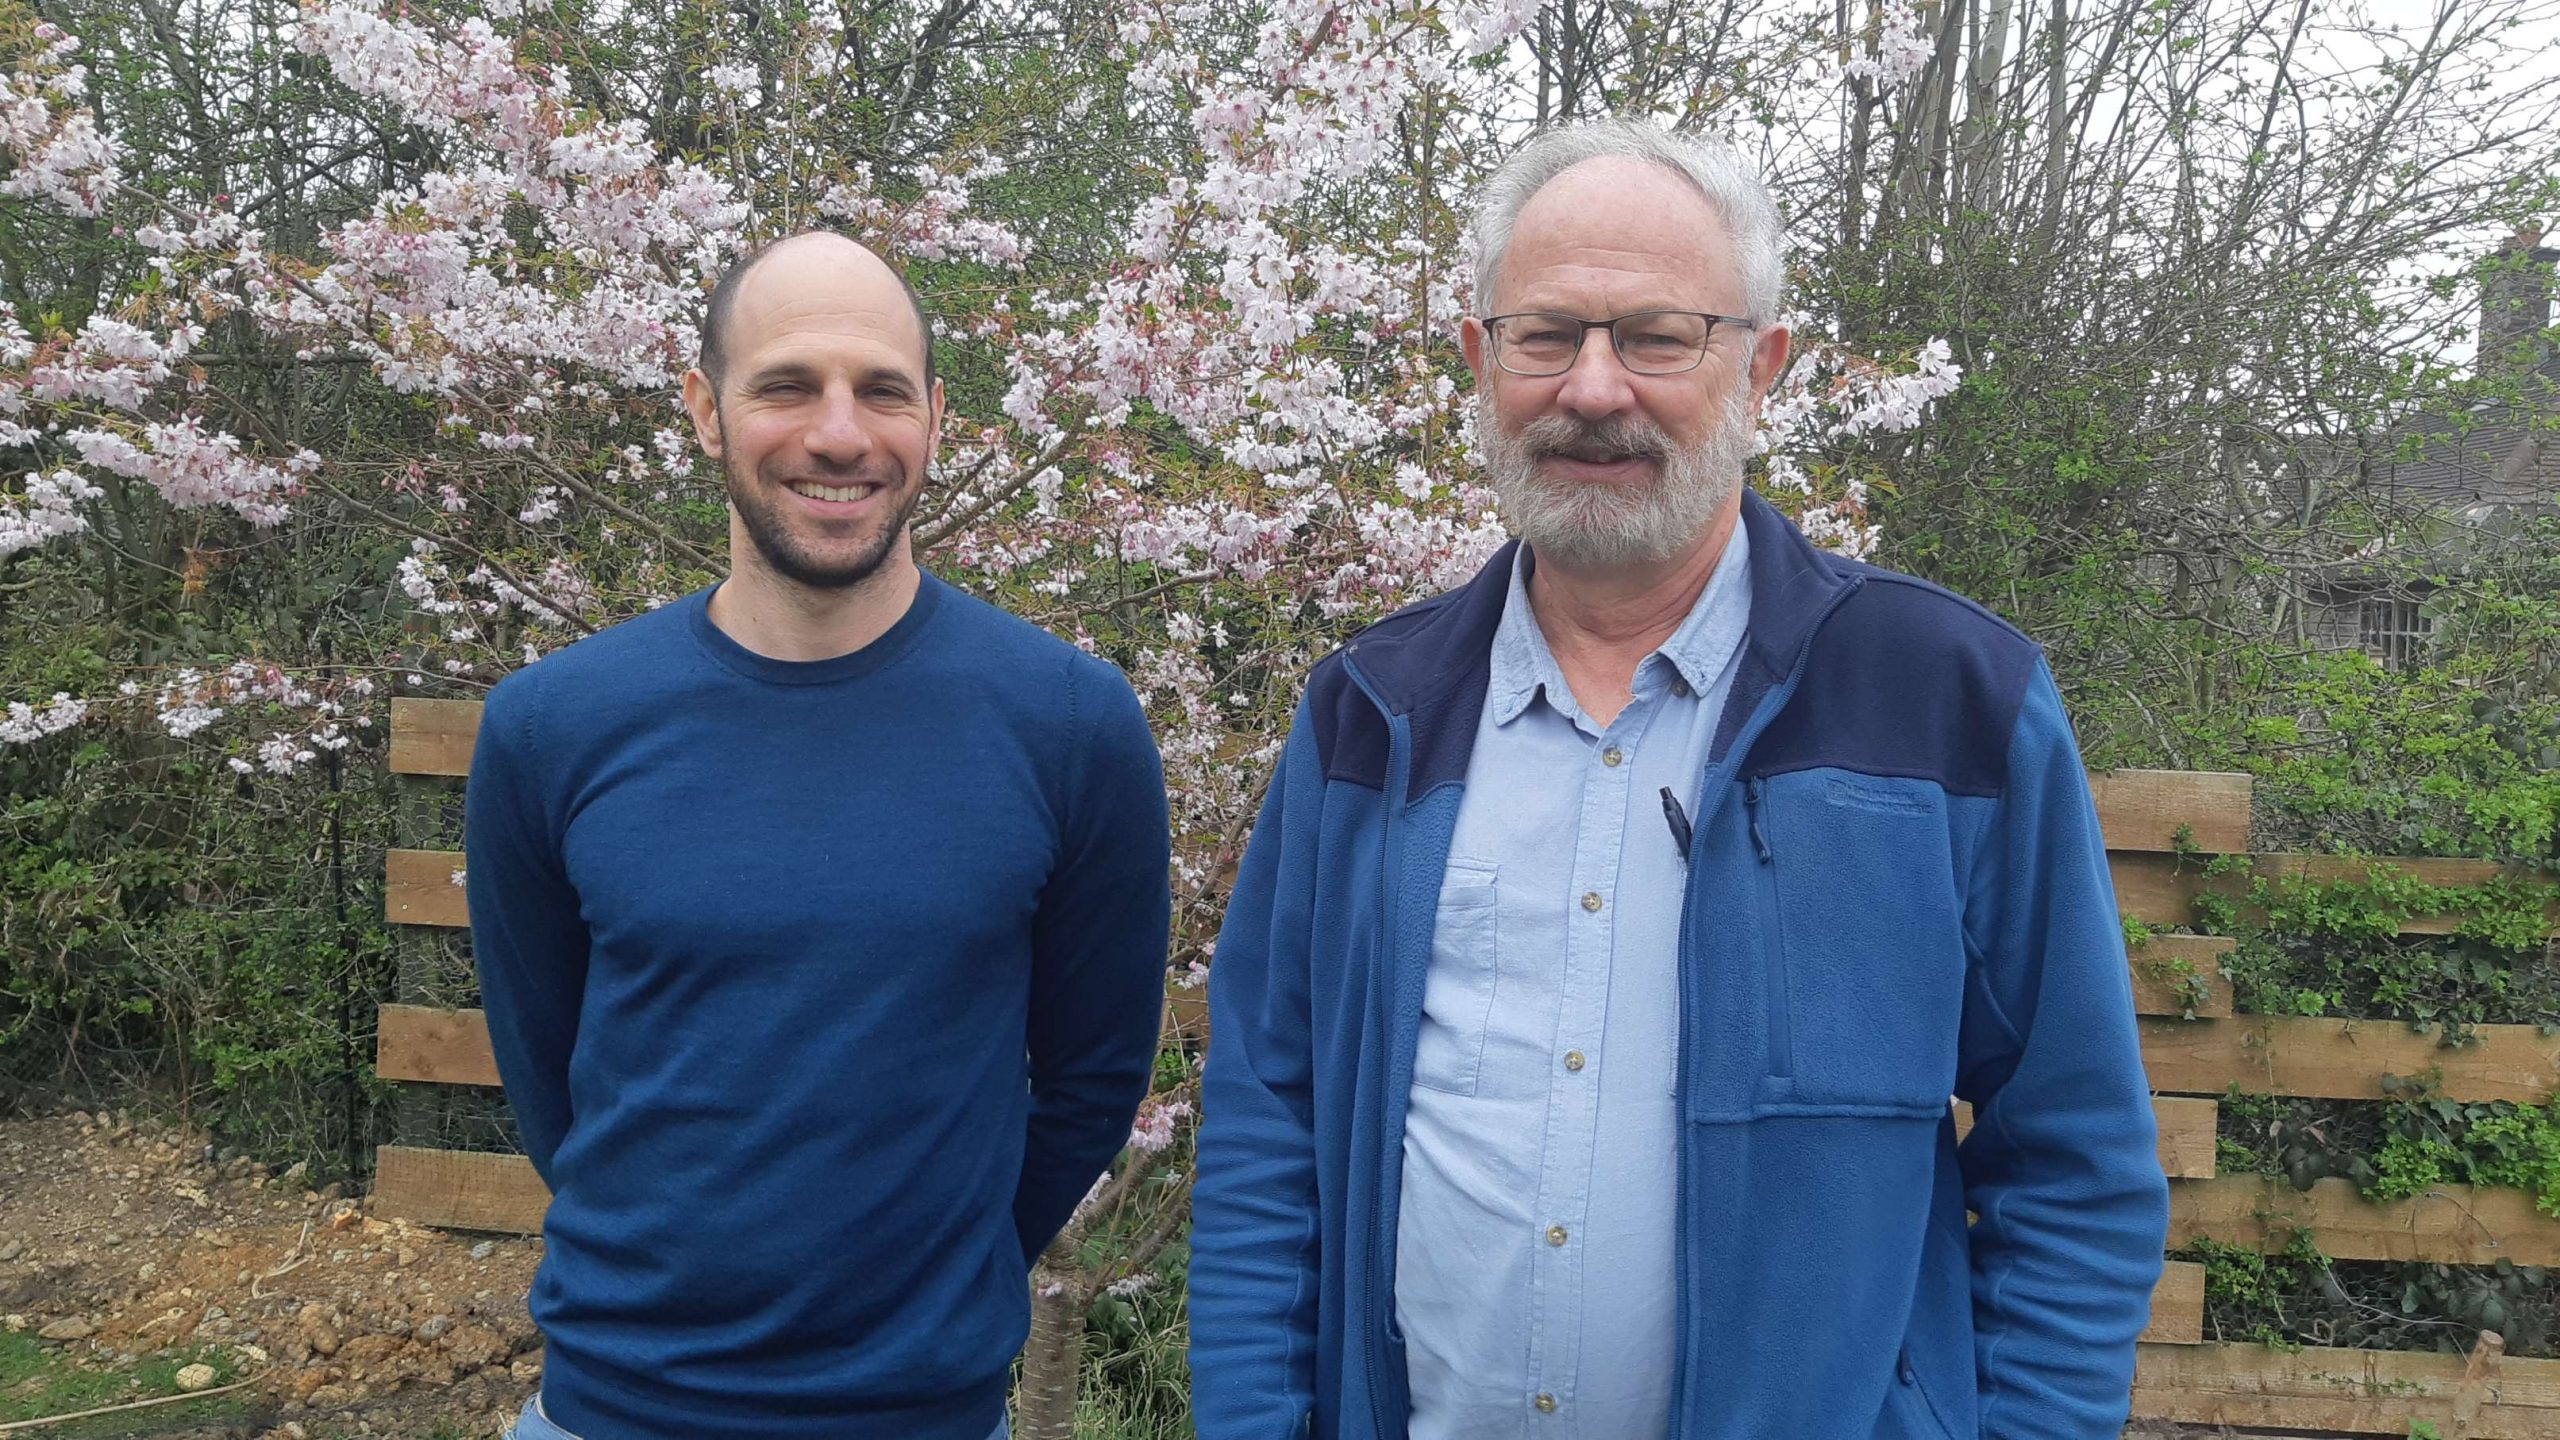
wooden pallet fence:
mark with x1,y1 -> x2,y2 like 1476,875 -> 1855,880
2109,851 -> 2560,935
2131,1338 -> 2560,1439
377,710 -> 2560,1432
2141,1014 -> 2560,1103
2168,1175 -> 2560,1267
2102,767 -> 2560,1435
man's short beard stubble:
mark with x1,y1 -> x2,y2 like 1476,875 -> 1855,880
1481,371 -> 1759,570
719,404 -> 926,593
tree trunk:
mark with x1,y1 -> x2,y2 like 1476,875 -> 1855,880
1013,1280 -> 1088,1440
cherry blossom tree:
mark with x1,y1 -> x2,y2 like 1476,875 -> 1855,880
3,0 -> 1962,1426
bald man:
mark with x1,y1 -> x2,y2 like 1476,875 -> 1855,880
466,231 -> 1170,1440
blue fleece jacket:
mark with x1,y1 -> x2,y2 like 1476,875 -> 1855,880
1189,492 -> 2170,1440
464,575 -> 1169,1440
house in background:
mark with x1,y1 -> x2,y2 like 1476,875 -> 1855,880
2301,228 -> 2558,666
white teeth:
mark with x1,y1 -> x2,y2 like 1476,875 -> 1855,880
791,482 -> 876,503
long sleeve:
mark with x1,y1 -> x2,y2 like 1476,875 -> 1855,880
463,672 -> 590,1185
1187,708 -> 1325,1440
1956,659 -> 2171,1439
1014,659 -> 1171,1260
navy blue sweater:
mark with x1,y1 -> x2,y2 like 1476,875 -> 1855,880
463,575 -> 1169,1439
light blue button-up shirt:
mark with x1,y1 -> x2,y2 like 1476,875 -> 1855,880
1395,522 -> 1752,1440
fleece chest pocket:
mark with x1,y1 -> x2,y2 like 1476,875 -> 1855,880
1760,772 -> 1967,1110
1413,860 -> 1501,1097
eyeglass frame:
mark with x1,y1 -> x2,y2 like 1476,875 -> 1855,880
1479,309 -> 1759,377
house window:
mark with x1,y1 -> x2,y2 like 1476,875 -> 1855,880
2358,595 -> 2430,669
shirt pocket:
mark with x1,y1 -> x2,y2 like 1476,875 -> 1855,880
1413,859 -> 1501,1097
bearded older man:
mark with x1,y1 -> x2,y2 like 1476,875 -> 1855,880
1187,120 -> 2169,1440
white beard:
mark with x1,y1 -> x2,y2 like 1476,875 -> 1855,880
1481,375 -> 1757,569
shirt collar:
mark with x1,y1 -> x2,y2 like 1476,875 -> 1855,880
1486,518 -> 1754,729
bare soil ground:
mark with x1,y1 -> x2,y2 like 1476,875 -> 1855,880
0,1105 -> 2345,1439
0,1108 -> 537,1439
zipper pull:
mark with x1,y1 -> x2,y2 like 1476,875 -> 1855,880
1743,777 -> 1773,864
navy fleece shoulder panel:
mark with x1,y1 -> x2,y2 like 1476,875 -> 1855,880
1309,651 -> 1388,792
1745,570 -> 2041,797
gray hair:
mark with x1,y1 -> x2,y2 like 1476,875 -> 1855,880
1471,119 -> 1783,324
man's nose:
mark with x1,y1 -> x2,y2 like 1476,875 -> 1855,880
1553,330 -> 1638,419
803,385 -> 875,463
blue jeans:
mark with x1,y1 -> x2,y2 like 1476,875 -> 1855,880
507,1393 -> 1011,1440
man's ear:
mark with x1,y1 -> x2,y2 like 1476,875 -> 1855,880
681,368 -> 724,459
1746,324 -> 1792,408
929,377 -> 946,449
1459,315 -> 1489,390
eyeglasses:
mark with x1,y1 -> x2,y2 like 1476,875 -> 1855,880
1482,309 -> 1757,377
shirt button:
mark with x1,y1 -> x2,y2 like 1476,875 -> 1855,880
1534,1393 -> 1558,1413
1672,679 -> 1693,698
1563,1050 -> 1586,1072
1546,1225 -> 1569,1246
1580,891 -> 1604,913
1601,746 -> 1624,767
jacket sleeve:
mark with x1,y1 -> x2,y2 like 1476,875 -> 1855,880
1955,657 -> 2170,1439
1188,706 -> 1325,1440
1015,659 -> 1172,1261
464,672 -> 590,1186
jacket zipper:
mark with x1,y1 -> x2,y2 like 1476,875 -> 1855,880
1745,777 -> 1790,1078
1665,574 -> 1863,1438
1341,648 -> 1408,1440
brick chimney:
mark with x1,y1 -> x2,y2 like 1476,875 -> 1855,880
2480,225 -> 2556,382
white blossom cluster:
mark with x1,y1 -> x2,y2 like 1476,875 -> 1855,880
1760,336 -> 1965,558
0,26 -> 123,215
0,693 -> 87,745
1838,0 -> 1934,89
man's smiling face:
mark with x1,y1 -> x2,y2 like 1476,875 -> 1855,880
683,233 -> 943,593
1462,156 -> 1775,569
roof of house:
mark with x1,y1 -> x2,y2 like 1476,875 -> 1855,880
2374,240 -> 2556,516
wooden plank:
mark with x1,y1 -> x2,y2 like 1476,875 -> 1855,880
387,848 -> 469,927
385,986 -> 1202,1090
2111,852 -> 2218,928
2169,1176 -> 2560,1266
378,1003 -> 500,1087
2276,853 -> 2515,890
389,698 -> 482,777
2140,1015 -> 2560,1103
2140,1261 -> 2205,1345
2089,769 -> 2252,853
2152,1096 -> 2219,1180
2110,852 -> 2560,935
2129,935 -> 2235,1018
372,1145 -> 548,1234
1955,1096 -> 2216,1179
2131,1338 -> 2560,1439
